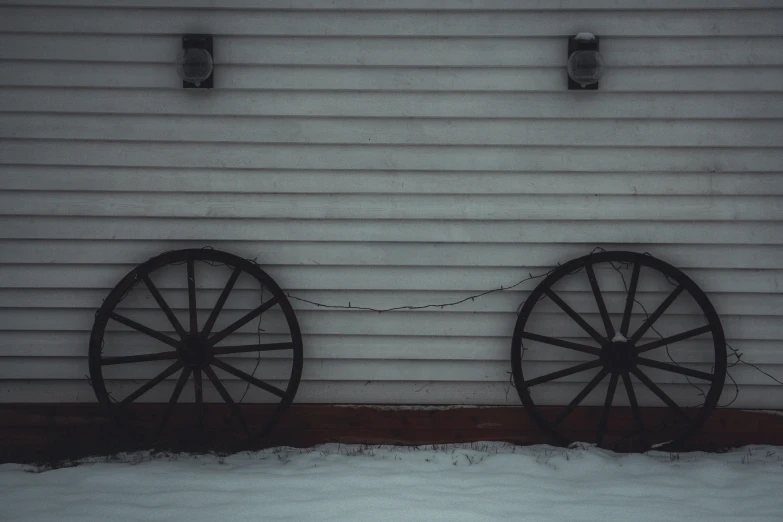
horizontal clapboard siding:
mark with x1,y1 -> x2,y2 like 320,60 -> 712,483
6,382 -> 783,409
4,308 -> 780,340
3,63 -> 783,92
3,90 -> 782,118
3,194 -> 783,221
2,167 -> 782,195
3,35 -> 783,67
0,1 -> 781,409
0,241 -> 783,264
2,144 -> 782,172
2,1 -> 781,10
3,289 -> 781,318
4,116 -> 783,147
2,264 -> 780,293
1,8 -> 782,36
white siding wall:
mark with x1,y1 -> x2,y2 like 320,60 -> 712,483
0,1 -> 781,407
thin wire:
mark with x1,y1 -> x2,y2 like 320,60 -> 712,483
284,248 -> 608,315
605,255 -> 741,408
286,270 -> 557,315
727,343 -> 783,386
92,245 -> 782,418
607,254 -> 708,398
239,283 -> 265,403
602,256 -> 709,446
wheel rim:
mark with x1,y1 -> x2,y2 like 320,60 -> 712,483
511,251 -> 726,452
89,248 -> 304,445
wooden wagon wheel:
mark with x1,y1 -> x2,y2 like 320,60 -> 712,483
511,251 -> 726,452
89,248 -> 303,446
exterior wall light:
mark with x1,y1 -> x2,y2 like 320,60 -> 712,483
567,32 -> 603,90
176,34 -> 213,88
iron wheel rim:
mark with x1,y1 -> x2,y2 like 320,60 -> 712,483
510,251 -> 726,452
88,248 -> 304,446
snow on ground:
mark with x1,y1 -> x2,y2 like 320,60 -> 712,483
2,443 -> 783,521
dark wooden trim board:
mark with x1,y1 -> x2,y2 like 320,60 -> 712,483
2,404 -> 783,464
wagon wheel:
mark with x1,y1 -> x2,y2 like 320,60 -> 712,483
89,248 -> 303,448
511,251 -> 726,452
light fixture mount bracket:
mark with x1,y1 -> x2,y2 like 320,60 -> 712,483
178,34 -> 213,89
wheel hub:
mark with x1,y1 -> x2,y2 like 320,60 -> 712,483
602,341 -> 636,372
178,335 -> 212,369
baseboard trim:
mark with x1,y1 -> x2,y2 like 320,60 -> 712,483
2,404 -> 783,463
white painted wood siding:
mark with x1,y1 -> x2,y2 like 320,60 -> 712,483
0,1 -> 781,407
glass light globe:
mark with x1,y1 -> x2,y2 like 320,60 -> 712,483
176,48 -> 213,87
567,50 -> 604,87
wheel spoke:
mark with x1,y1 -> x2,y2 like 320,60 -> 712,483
621,370 -> 646,438
201,267 -> 242,337
544,288 -> 608,346
102,351 -> 178,366
209,296 -> 279,346
631,367 -> 692,424
596,372 -> 619,446
193,368 -> 204,427
521,332 -> 601,356
109,313 -> 180,349
586,263 -> 615,339
629,284 -> 685,344
524,359 -> 604,388
211,358 -> 286,398
187,258 -> 198,334
553,368 -> 609,426
635,325 -> 713,354
203,365 -> 250,436
212,342 -> 296,356
620,262 -> 641,337
142,275 -> 186,339
636,357 -> 714,381
157,367 -> 192,437
119,361 -> 183,407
